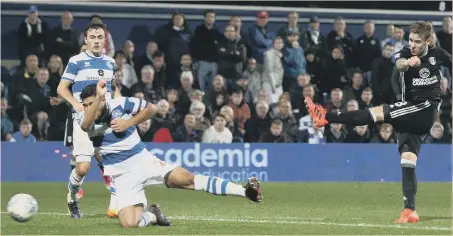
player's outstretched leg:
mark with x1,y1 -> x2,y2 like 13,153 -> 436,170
67,161 -> 89,218
69,151 -> 84,200
304,96 -> 382,128
165,167 -> 262,202
395,152 -> 420,223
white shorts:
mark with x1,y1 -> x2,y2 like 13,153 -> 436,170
111,149 -> 177,211
72,118 -> 95,163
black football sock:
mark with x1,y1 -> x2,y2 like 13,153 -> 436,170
326,110 -> 375,125
401,161 -> 417,210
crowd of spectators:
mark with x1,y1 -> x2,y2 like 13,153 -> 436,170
1,6 -> 452,144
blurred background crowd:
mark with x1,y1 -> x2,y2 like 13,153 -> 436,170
1,4 -> 452,144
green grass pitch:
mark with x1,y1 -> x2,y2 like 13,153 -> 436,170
1,182 -> 451,235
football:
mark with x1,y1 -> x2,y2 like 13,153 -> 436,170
7,194 -> 38,223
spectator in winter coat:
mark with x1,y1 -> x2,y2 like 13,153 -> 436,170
137,119 -> 153,142
248,11 -> 275,64
273,100 -> 298,142
304,48 -> 323,87
242,58 -> 263,98
50,11 -> 78,64
190,100 -> 211,133
202,114 -> 233,143
346,125 -> 371,143
326,16 -> 355,68
204,74 -> 229,108
150,99 -> 177,136
122,40 -> 136,68
131,65 -> 165,104
355,20 -> 381,79
172,113 -> 203,142
216,25 -> 246,85
262,36 -> 284,104
244,100 -> 271,142
325,88 -> 344,112
437,16 -> 452,54
342,70 -> 364,104
113,69 -> 131,97
371,43 -> 395,104
359,87 -> 374,110
259,118 -> 289,143
301,16 -> 328,59
319,46 -> 347,93
192,10 -> 223,91
134,41 -> 158,77
228,88 -> 251,133
325,123 -> 347,143
282,31 -> 306,92
17,5 -> 49,65
277,12 -> 305,46
229,15 -> 252,60
78,15 -> 115,57
371,123 -> 395,144
151,50 -> 167,88
154,12 -> 192,89
424,123 -> 450,144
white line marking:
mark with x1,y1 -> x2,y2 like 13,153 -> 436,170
2,212 -> 451,231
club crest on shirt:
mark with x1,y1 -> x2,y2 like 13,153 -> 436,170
429,57 -> 436,65
111,109 -> 123,119
106,61 -> 114,69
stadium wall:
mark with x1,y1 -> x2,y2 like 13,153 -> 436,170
1,142 -> 451,183
1,2 -> 449,59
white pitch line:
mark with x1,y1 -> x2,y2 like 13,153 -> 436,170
1,212 -> 451,231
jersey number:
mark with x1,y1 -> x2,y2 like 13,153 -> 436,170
390,101 -> 407,108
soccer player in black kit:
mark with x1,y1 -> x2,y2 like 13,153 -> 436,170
305,21 -> 452,224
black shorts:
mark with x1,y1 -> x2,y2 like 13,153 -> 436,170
64,111 -> 73,147
383,100 -> 439,156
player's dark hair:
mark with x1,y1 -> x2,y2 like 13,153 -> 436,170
410,21 -> 432,41
80,84 -> 97,101
84,22 -> 106,34
204,9 -> 215,17
272,118 -> 283,126
114,50 -> 126,59
152,50 -> 165,59
90,14 -> 102,21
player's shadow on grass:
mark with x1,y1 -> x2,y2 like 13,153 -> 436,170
420,216 -> 452,221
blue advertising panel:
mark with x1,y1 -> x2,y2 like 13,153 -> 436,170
1,142 -> 451,182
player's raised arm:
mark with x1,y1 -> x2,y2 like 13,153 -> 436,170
395,47 -> 414,72
80,80 -> 107,132
110,97 -> 157,133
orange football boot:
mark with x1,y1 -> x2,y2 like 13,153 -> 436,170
107,209 -> 118,218
395,208 -> 420,223
304,96 -> 329,128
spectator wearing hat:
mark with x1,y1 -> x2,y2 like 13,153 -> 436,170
282,31 -> 306,92
302,16 -> 328,59
192,10 -> 223,91
424,123 -> 451,144
326,16 -> 356,68
115,50 -> 138,89
248,10 -> 276,64
50,11 -> 78,64
277,12 -> 305,46
17,5 -> 49,66
216,25 -> 246,85
355,20 -> 381,83
262,36 -> 284,104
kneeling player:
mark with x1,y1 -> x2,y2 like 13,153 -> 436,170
79,81 -> 262,228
